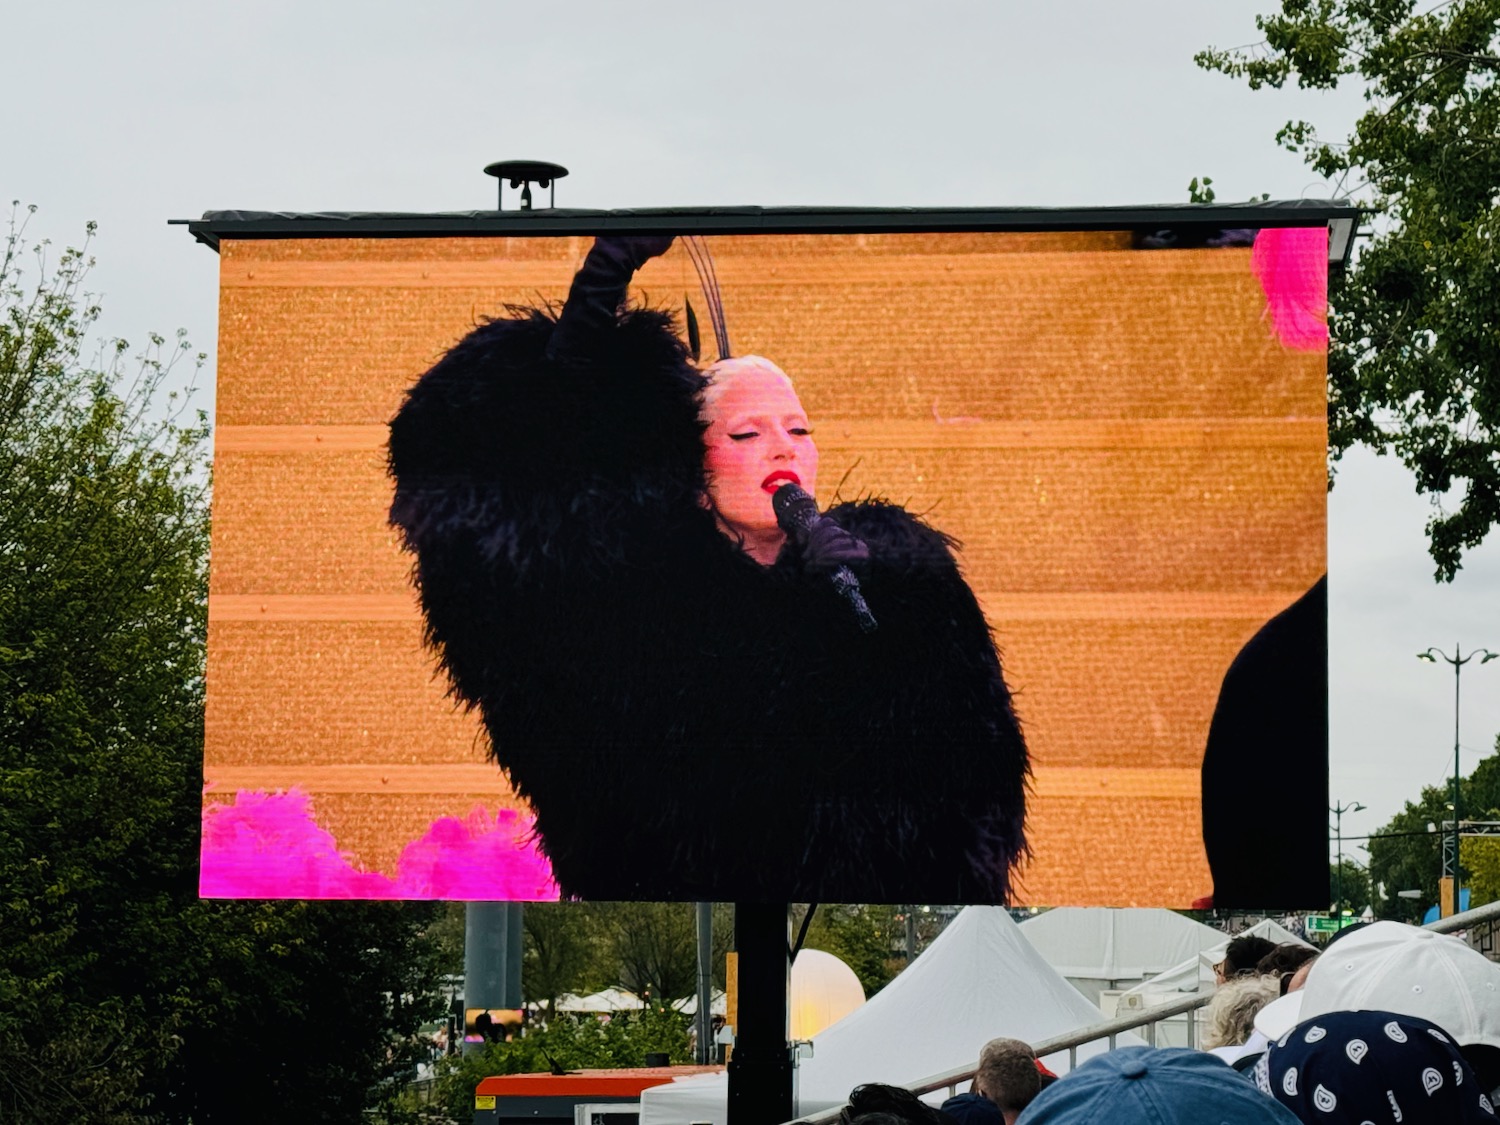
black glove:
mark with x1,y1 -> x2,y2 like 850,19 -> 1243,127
797,516 -> 870,576
546,235 -> 675,363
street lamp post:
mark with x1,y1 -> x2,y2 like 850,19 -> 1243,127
1329,799 -> 1365,915
1417,644 -> 1498,915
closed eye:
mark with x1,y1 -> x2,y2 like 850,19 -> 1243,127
789,428 -> 812,436
728,431 -> 758,441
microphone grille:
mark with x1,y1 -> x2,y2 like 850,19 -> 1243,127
772,482 -> 818,533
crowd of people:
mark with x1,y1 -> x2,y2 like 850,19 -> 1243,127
823,921 -> 1499,1125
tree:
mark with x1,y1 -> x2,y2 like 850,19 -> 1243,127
1467,741 -> 1500,817
523,903 -> 735,1014
0,209 -> 443,1121
797,905 -> 901,996
1367,785 -> 1454,921
1464,836 -> 1500,905
596,903 -> 733,1006
0,208 -> 214,1121
1364,734 -> 1500,920
1198,1 -> 1500,578
794,904 -> 955,997
524,903 -> 610,1015
1461,739 -> 1500,906
1329,858 -> 1371,915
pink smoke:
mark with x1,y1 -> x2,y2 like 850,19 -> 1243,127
199,789 -> 560,900
1251,227 -> 1329,351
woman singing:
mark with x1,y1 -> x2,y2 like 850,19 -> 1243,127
387,234 -> 1029,902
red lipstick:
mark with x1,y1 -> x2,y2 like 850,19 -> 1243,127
761,471 -> 801,494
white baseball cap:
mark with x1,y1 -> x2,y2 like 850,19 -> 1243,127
1285,922 -> 1500,1050
1252,990 -> 1304,1041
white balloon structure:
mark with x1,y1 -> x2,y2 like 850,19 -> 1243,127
789,949 -> 866,1040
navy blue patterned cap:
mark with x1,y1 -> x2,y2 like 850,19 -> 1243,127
1255,1009 -> 1498,1123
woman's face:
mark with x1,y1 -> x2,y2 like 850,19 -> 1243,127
701,366 -> 819,542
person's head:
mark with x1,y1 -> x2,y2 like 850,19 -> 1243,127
1015,1047 -> 1299,1125
1255,943 -> 1318,990
974,1038 -> 1042,1122
839,1083 -> 952,1125
1203,974 -> 1281,1050
699,356 -> 819,563
1293,921 -> 1500,1097
1285,955 -> 1316,994
1255,1010 -> 1497,1124
1215,935 -> 1279,984
939,1094 -> 1003,1125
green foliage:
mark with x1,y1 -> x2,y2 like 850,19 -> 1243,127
592,903 -> 734,1005
1188,176 -> 1217,204
0,205 -> 209,1122
0,208 -> 445,1121
429,901 -> 467,976
798,905 -> 898,995
1464,835 -> 1500,905
162,900 -> 448,1122
1329,857 -> 1371,914
796,904 -> 948,996
1366,736 -> 1500,919
424,904 -> 957,1124
1367,785 -> 1452,921
1467,745 -> 1500,817
431,1008 -> 692,1124
1199,1 -> 1500,578
523,902 -> 611,1013
1463,745 -> 1500,906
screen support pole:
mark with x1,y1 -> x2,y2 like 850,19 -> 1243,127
727,903 -> 793,1125
695,902 -> 715,1064
462,901 -> 523,1055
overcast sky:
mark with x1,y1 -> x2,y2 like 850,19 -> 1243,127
6,0 -> 1498,876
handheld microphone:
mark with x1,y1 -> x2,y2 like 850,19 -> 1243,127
771,483 -> 878,634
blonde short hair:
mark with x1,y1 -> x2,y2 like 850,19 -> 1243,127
1202,974 -> 1280,1049
698,355 -> 795,418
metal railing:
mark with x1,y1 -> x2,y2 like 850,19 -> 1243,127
783,898 -> 1500,1125
1428,896 -> 1500,941
905,992 -> 1210,1104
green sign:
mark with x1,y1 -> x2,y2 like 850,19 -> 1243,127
1305,915 -> 1359,934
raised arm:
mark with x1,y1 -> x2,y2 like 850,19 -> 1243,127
386,233 -> 706,674
546,234 -> 675,365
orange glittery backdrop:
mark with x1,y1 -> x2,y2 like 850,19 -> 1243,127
204,230 -> 1326,904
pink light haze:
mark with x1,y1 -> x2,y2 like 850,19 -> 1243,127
1251,227 -> 1329,352
199,789 -> 561,901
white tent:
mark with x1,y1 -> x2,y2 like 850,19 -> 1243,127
555,988 -> 644,1012
672,989 -> 728,1017
1114,918 -> 1310,1010
640,907 -> 1140,1125
1016,908 -> 1227,1006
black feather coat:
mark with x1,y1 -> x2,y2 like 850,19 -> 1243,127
388,305 -> 1029,902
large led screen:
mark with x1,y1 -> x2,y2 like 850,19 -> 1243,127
199,222 -> 1329,906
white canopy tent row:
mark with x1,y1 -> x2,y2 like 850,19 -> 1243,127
546,988 -> 731,1016
1015,908 -> 1227,1007
639,906 -> 1143,1125
553,988 -> 646,1013
545,959 -> 850,1023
